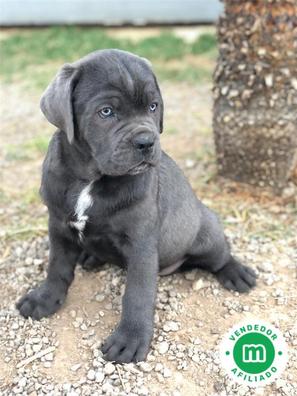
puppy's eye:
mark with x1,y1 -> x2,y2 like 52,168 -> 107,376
149,102 -> 158,112
98,107 -> 114,119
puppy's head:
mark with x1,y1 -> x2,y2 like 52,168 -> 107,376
41,49 -> 163,176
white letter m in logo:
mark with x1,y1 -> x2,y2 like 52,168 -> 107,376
243,344 -> 266,363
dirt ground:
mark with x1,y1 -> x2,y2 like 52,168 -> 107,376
0,72 -> 297,396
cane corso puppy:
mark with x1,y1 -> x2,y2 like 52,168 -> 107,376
16,49 -> 256,363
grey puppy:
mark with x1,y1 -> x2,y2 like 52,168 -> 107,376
17,49 -> 256,363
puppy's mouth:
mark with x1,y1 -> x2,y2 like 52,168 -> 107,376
128,161 -> 153,175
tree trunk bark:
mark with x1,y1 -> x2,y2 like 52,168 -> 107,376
213,0 -> 297,191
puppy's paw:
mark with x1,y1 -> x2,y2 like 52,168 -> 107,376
215,257 -> 257,293
16,282 -> 66,320
101,323 -> 152,363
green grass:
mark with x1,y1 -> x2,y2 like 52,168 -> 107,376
0,27 -> 217,87
191,33 -> 217,55
5,135 -> 50,162
4,145 -> 31,161
24,135 -> 50,154
21,187 -> 40,205
156,64 -> 212,83
133,32 -> 187,60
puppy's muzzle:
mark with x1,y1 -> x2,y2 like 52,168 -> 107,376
132,131 -> 155,154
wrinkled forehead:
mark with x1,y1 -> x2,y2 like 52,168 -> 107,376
74,54 -> 159,107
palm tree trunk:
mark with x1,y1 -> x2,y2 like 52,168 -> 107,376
213,0 -> 297,191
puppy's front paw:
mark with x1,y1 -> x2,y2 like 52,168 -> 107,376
216,257 -> 257,293
101,323 -> 153,363
16,282 -> 66,320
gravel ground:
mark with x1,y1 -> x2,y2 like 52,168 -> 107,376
0,81 -> 297,395
0,231 -> 296,396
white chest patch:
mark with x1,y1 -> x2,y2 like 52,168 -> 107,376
70,182 -> 94,240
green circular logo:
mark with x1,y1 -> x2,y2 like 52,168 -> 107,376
220,319 -> 288,387
233,332 -> 275,374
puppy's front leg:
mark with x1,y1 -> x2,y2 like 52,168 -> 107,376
17,221 -> 81,320
102,242 -> 158,363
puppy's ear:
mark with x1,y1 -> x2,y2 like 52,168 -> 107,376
40,64 -> 80,144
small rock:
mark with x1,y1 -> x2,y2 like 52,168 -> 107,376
44,352 -> 54,361
163,321 -> 179,332
15,247 -> 23,257
95,371 -> 105,383
257,262 -> 273,273
25,257 -> 33,265
138,362 -> 153,372
138,385 -> 149,395
155,363 -> 163,372
264,277 -> 274,286
185,159 -> 195,169
157,341 -> 169,355
191,354 -> 200,363
258,48 -> 266,56
102,382 -> 114,393
223,114 -> 231,123
25,345 -> 33,357
221,86 -> 229,96
32,344 -> 42,353
18,377 -> 27,388
70,364 -> 81,372
192,279 -> 205,291
31,337 -> 41,344
163,367 -> 172,378
184,270 -> 197,281
291,78 -> 297,90
228,89 -> 239,98
104,362 -> 115,375
275,379 -> 287,389
63,384 -> 72,392
264,74 -> 273,87
33,258 -> 43,266
95,294 -> 105,302
87,369 -> 96,381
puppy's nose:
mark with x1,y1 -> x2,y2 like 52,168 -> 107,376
132,132 -> 155,152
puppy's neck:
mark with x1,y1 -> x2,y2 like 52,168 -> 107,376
60,131 -> 102,182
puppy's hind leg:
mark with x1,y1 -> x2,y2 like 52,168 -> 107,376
215,255 -> 256,293
184,206 -> 257,293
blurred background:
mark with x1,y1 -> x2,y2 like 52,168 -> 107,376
0,0 -> 223,238
0,0 -> 223,25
